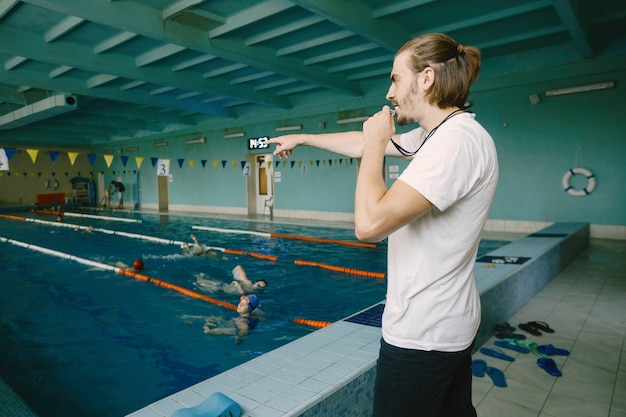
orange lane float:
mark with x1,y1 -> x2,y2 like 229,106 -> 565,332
294,259 -> 386,279
192,226 -> 376,248
118,269 -> 237,311
294,318 -> 332,329
270,233 -> 376,248
223,248 -> 278,262
0,213 -> 26,221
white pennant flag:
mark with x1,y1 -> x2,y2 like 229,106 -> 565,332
0,149 -> 9,171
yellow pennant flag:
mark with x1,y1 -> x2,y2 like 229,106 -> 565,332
212,160 -> 218,169
103,154 -> 114,168
135,156 -> 144,169
231,160 -> 237,169
189,159 -> 195,169
67,152 -> 79,166
26,149 -> 39,163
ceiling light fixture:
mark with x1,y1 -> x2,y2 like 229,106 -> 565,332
275,125 -> 302,132
126,146 -> 139,152
224,132 -> 245,139
185,137 -> 206,144
545,81 -> 615,97
336,116 -> 368,125
153,141 -> 168,148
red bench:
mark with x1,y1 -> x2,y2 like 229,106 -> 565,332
36,193 -> 66,205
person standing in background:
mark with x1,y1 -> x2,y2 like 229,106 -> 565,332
110,180 -> 125,209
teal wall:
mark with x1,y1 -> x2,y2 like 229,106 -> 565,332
89,65 -> 626,227
473,69 -> 626,226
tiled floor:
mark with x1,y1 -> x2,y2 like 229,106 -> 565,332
471,238 -> 626,417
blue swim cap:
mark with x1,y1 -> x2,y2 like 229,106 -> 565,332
244,294 -> 259,312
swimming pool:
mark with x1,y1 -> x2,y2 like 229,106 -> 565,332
0,211 -> 510,417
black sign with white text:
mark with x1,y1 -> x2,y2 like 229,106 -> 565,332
248,136 -> 269,150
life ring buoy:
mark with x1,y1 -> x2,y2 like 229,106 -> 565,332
45,178 -> 59,190
562,167 -> 595,197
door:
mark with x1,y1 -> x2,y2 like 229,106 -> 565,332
157,175 -> 168,211
255,154 -> 273,214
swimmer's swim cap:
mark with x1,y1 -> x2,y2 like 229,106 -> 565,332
243,294 -> 259,312
133,258 -> 144,271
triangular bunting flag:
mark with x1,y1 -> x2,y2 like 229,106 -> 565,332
221,160 -> 227,168
104,154 -> 114,167
4,147 -> 16,161
177,158 -> 184,168
151,157 -> 159,168
212,160 -> 218,169
201,160 -> 207,168
26,149 -> 39,163
48,151 -> 59,165
290,161 -> 296,168
231,160 -> 237,169
189,159 -> 195,169
67,152 -> 79,166
240,161 -> 247,170
87,153 -> 96,165
135,156 -> 144,169
120,155 -> 129,167
0,149 -> 9,171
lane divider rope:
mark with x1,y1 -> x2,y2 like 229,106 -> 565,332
0,235 -> 238,311
35,209 -> 142,223
192,225 -> 376,248
0,213 -> 276,261
293,318 -> 332,329
294,259 -> 386,279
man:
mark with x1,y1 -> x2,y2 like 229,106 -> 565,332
267,33 -> 498,417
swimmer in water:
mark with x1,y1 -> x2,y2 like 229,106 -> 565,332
181,234 -> 220,257
203,294 -> 260,343
194,265 -> 267,295
230,265 -> 267,294
115,258 -> 144,272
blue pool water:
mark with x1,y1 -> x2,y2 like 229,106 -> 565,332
0,211 -> 509,417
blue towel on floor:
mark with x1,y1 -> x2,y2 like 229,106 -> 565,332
171,392 -> 241,417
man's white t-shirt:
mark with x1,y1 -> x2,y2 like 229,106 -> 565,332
382,112 -> 498,352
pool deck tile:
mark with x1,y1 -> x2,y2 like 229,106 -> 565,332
127,321 -> 381,417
